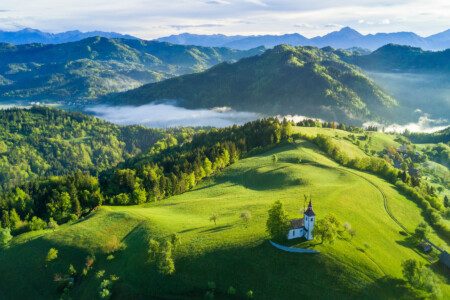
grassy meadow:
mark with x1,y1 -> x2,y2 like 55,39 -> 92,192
0,129 -> 448,299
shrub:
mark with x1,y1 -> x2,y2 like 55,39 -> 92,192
28,216 -> 47,231
46,248 -> 58,264
227,286 -> 236,295
0,227 -> 12,247
246,290 -> 254,299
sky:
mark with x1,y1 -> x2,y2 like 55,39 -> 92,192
0,0 -> 449,39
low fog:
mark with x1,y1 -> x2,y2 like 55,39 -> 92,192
86,103 -> 261,128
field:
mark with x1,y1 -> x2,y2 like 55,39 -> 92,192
0,129 -> 449,299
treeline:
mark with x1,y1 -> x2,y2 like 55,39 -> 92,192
296,119 -> 365,133
296,132 -> 450,241
0,106 -> 193,190
100,118 -> 293,204
0,118 -> 292,232
404,127 -> 450,144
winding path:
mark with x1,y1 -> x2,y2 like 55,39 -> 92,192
337,167 -> 410,234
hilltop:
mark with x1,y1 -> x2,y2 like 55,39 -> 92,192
0,123 -> 448,299
112,45 -> 397,123
343,44 -> 450,72
0,37 -> 263,102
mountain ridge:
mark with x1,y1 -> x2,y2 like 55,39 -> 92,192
158,26 -> 450,50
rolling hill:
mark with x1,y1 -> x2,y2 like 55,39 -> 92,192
343,44 -> 450,72
0,37 -> 263,103
112,45 -> 397,123
0,126 -> 448,299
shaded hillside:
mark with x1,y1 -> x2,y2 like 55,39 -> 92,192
0,37 -> 263,102
113,45 -> 397,123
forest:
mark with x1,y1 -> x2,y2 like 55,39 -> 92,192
0,116 -> 292,234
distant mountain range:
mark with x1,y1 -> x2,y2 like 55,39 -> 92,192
158,27 -> 450,50
0,28 -> 138,44
110,45 -> 397,123
0,37 -> 263,102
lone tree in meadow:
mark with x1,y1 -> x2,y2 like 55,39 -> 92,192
266,200 -> 290,241
240,211 -> 252,227
209,214 -> 218,226
271,154 -> 278,164
45,248 -> 58,266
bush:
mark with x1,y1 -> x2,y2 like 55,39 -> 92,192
46,248 -> 58,264
0,227 -> 12,247
28,216 -> 47,231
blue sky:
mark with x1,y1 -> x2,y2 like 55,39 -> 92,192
0,0 -> 449,38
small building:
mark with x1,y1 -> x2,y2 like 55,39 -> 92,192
287,200 -> 315,240
439,251 -> 450,269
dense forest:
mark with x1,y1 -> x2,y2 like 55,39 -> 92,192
0,117 -> 292,234
0,106 -> 195,190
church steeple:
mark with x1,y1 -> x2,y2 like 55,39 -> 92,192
304,200 -> 315,217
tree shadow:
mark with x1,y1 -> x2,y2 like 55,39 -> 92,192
200,225 -> 233,233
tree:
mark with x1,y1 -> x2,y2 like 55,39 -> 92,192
271,154 -> 278,164
240,211 -> 252,227
170,233 -> 180,249
315,214 -> 341,244
209,214 -> 218,226
413,222 -> 430,242
47,218 -> 58,230
46,248 -> 58,265
148,239 -> 160,262
158,241 -> 175,275
266,200 -> 290,241
9,209 -> 21,230
401,259 -> 441,297
0,227 -> 12,247
28,216 -> 47,231
444,195 -> 449,208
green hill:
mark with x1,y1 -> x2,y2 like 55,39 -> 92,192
343,44 -> 450,72
0,37 -> 263,102
112,45 -> 397,123
0,128 -> 448,299
0,106 -> 192,189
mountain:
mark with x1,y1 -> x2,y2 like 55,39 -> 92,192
0,37 -> 264,102
156,27 -> 450,50
0,28 -> 138,44
343,44 -> 450,72
112,45 -> 397,123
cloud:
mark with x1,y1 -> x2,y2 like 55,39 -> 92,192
168,23 -> 225,30
205,0 -> 230,5
1,0 -> 450,38
363,115 -> 449,133
86,103 -> 261,128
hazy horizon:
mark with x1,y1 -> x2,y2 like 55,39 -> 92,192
1,1 -> 449,40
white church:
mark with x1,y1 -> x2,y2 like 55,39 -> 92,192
287,200 -> 315,240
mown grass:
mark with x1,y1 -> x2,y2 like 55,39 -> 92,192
0,134 -> 448,299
